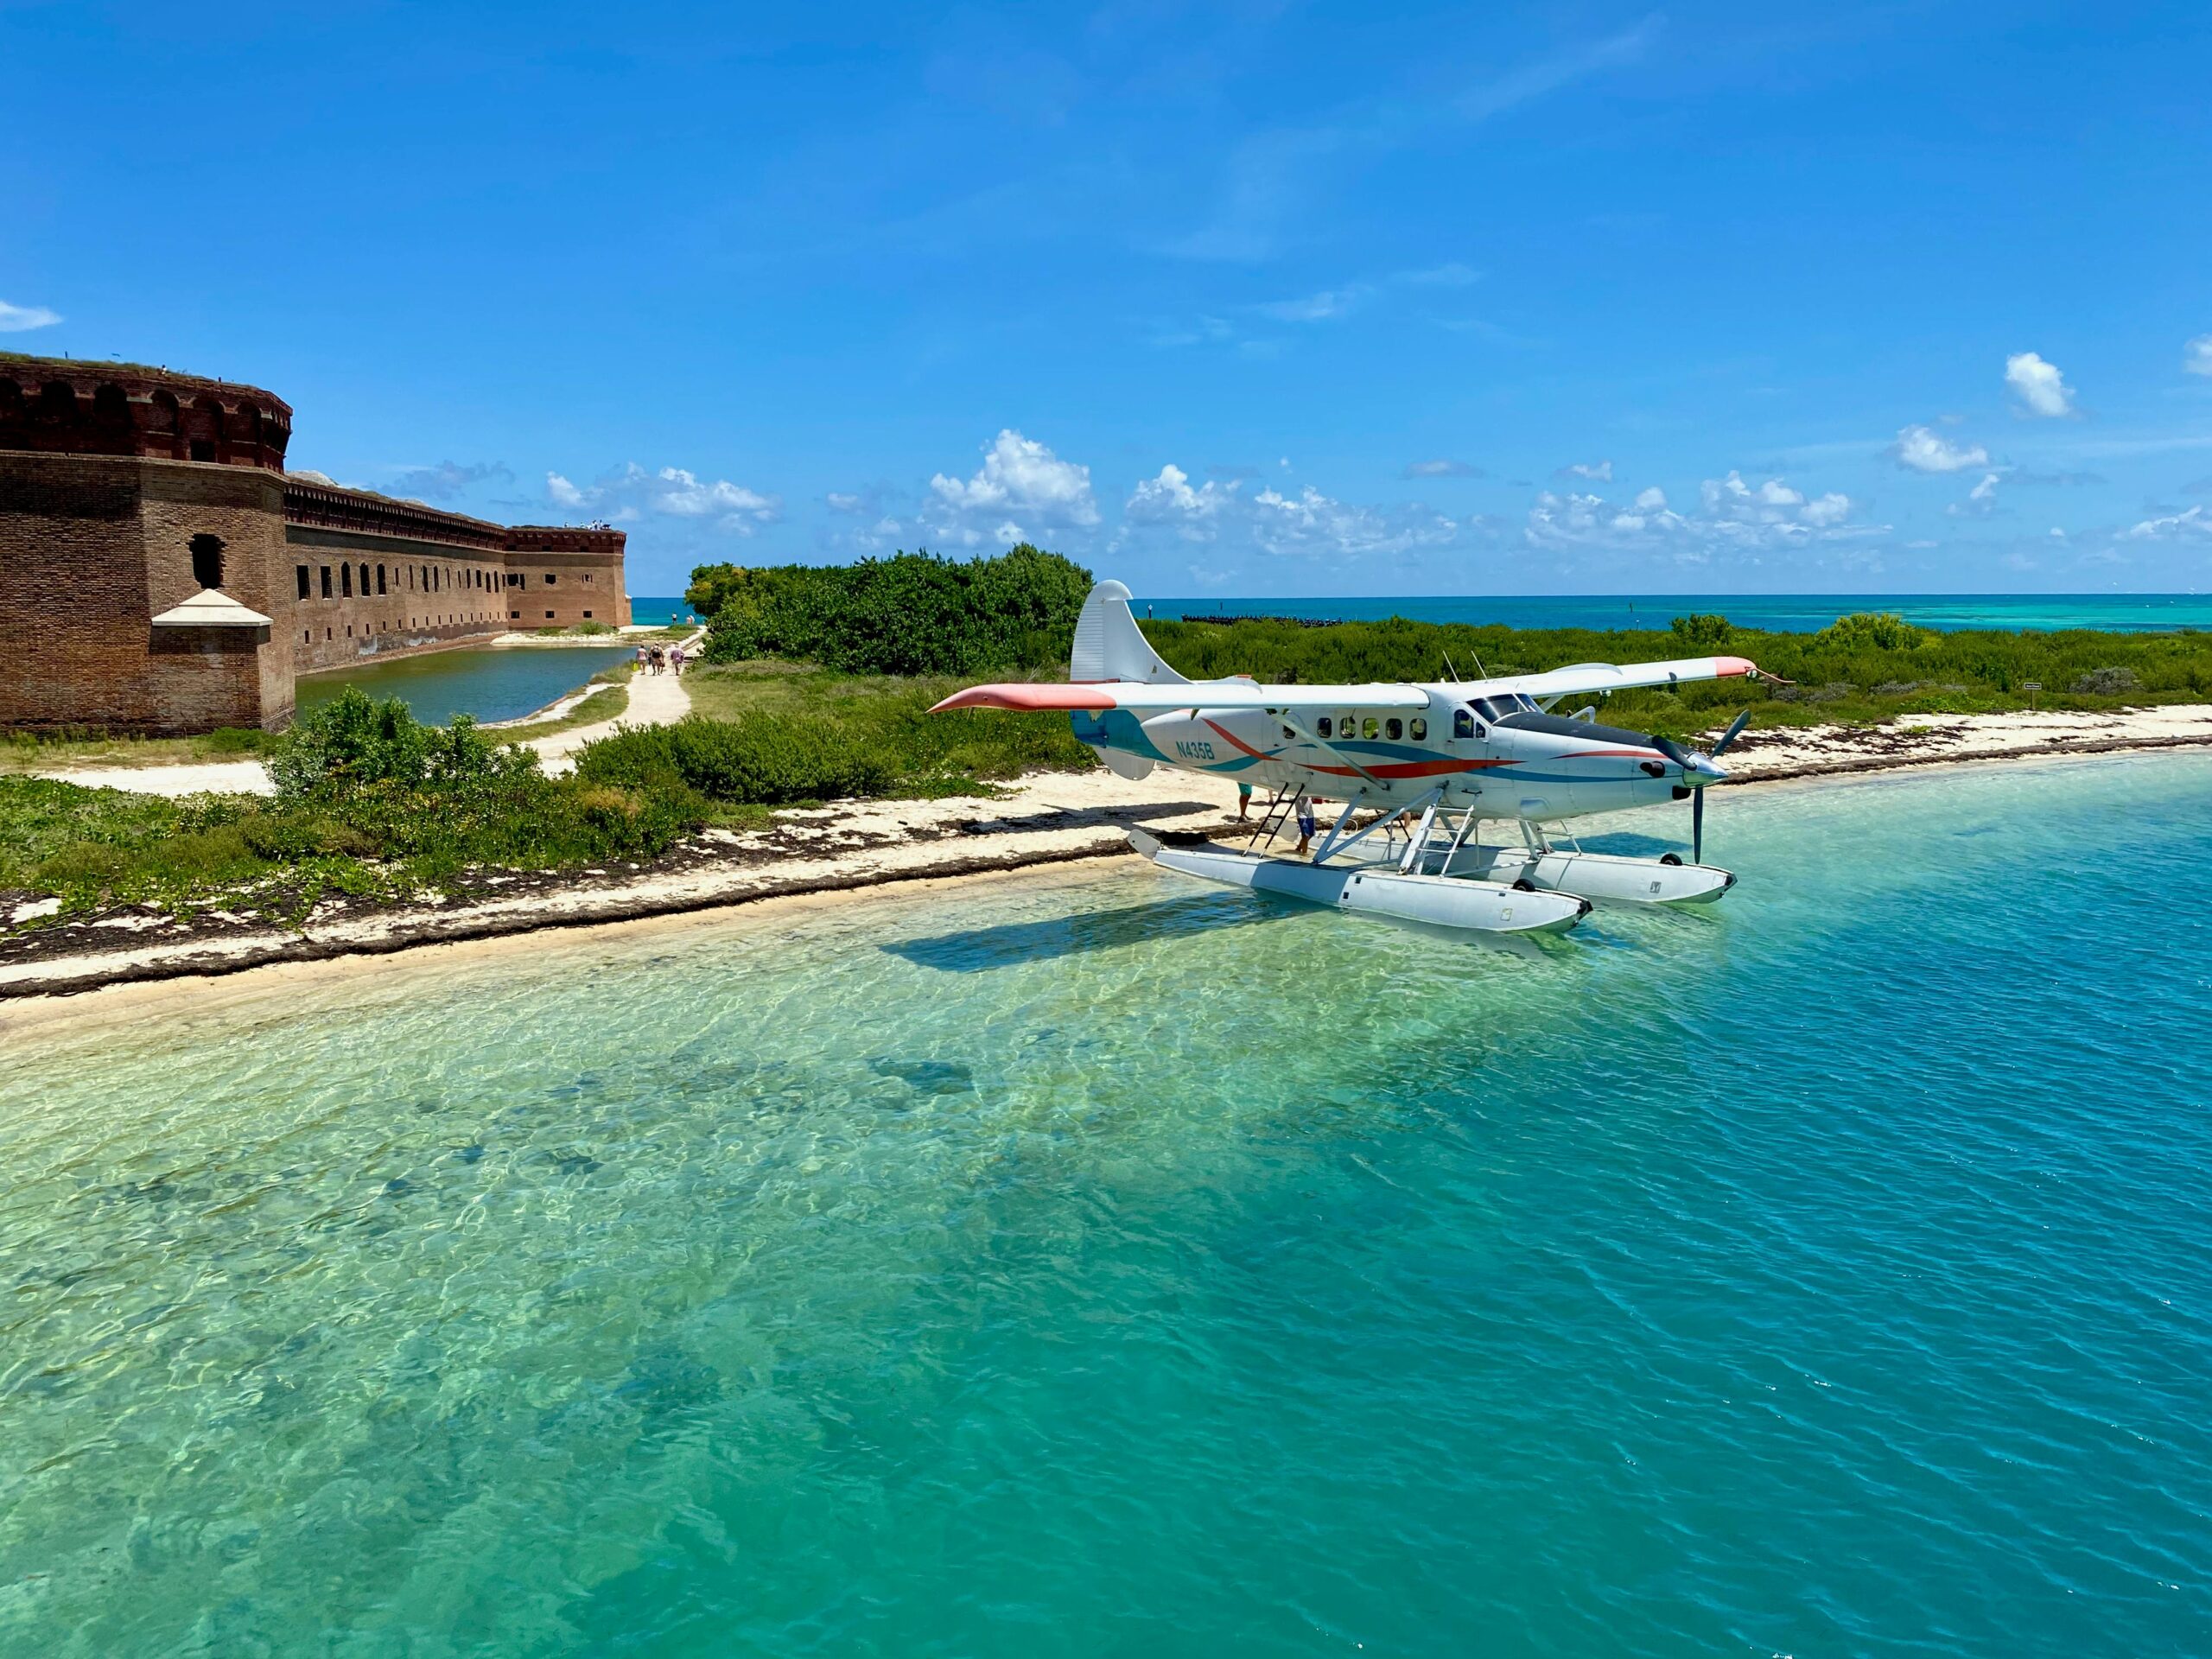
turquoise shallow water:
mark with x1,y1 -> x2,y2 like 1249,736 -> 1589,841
1152,592 -> 2212,633
296,645 -> 636,726
3,754 -> 2211,1656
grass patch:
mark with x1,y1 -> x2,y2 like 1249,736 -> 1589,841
0,725 -> 278,774
496,682 -> 629,740
612,664 -> 1094,803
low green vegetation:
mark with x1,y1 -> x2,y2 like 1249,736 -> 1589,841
687,545 -> 1092,674
531,620 -> 620,637
0,724 -> 279,774
579,664 -> 1094,806
3,690 -> 705,917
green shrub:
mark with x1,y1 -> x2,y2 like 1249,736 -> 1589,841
1814,612 -> 1933,652
576,715 -> 893,805
691,544 -> 1093,675
1670,613 -> 1734,650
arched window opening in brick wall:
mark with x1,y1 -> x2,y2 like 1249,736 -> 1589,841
92,385 -> 132,453
39,381 -> 78,433
376,564 -> 387,594
188,396 -> 225,463
148,390 -> 181,457
358,563 -> 370,595
341,563 -> 353,597
189,533 -> 226,590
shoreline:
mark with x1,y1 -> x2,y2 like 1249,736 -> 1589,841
6,708 -> 2210,1005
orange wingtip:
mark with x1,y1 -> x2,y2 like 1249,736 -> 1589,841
928,683 -> 1118,713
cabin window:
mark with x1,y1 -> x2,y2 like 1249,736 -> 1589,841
1362,716 -> 1378,740
296,565 -> 311,601
1340,711 -> 1354,734
1316,716 -> 1332,738
1384,718 -> 1402,741
1453,709 -> 1474,740
1410,716 -> 1427,741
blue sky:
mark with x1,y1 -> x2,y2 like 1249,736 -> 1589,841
6,1 -> 2210,596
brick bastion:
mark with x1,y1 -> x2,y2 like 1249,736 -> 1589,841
0,353 -> 630,734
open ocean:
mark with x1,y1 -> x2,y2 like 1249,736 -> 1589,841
4,753 -> 2210,1656
1143,593 -> 2212,634
632,592 -> 2212,634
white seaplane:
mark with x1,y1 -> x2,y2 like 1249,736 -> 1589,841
931,581 -> 1781,937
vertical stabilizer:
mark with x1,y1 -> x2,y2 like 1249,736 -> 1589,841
1070,580 -> 1189,684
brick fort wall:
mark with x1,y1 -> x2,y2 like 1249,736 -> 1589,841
0,353 -> 631,734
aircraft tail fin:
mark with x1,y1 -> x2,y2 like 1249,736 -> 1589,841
1070,580 -> 1188,685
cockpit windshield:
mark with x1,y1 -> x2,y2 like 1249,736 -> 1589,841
1467,694 -> 1541,721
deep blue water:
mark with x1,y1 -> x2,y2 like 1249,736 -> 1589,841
3,754 -> 2209,1656
630,595 -> 702,626
1147,593 -> 2212,633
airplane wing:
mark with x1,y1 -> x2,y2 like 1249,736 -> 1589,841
930,680 -> 1431,714
1463,654 -> 1771,701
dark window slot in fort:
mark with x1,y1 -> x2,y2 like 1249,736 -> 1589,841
341,564 -> 353,597
296,565 -> 311,601
377,564 -> 387,595
321,565 -> 333,599
189,533 -> 226,590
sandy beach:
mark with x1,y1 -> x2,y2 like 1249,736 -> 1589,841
7,702 -> 2210,1001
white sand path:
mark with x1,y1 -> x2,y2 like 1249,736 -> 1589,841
531,632 -> 703,773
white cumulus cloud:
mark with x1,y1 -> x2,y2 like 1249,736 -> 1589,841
1557,459 -> 1613,482
1529,470 -> 1870,555
925,429 -> 1098,546
0,299 -> 60,332
2123,505 -> 2210,541
1891,424 -> 1992,474
543,462 -> 781,534
2185,334 -> 2212,378
1124,464 -> 1240,541
2005,351 -> 2076,418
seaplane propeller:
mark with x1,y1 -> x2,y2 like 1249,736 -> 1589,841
1651,710 -> 1752,865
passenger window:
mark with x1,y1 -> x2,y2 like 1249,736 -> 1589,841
1341,711 -> 1355,733
1362,716 -> 1379,740
1453,709 -> 1474,740
1316,716 -> 1332,738
1385,718 -> 1402,740
1410,717 -> 1427,741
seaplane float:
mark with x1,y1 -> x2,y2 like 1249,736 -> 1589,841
931,582 -> 1783,938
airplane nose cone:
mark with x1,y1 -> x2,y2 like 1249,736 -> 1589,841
1685,753 -> 1726,785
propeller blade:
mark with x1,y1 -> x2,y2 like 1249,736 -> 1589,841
1710,710 -> 1753,758
1692,785 -> 1705,866
1652,734 -> 1693,768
